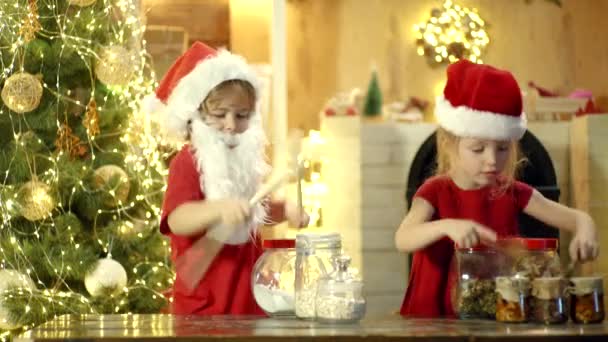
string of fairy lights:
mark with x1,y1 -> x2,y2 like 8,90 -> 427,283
0,0 -> 174,335
414,0 -> 489,65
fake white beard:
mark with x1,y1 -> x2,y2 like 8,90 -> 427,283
190,119 -> 271,244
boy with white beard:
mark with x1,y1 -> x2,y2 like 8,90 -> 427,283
149,42 -> 309,315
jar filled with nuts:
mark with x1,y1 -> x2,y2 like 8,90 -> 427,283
509,238 -> 560,279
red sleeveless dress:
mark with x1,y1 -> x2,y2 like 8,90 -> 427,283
400,176 -> 533,317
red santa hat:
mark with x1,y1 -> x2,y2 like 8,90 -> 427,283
434,60 -> 526,140
143,41 -> 261,139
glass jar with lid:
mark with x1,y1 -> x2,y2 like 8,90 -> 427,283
453,245 -> 501,319
570,276 -> 605,324
294,232 -> 342,320
531,277 -> 569,324
509,238 -> 560,279
315,254 -> 366,323
495,275 -> 531,323
251,239 -> 296,317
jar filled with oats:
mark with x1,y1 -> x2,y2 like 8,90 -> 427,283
294,233 -> 342,320
531,277 -> 569,324
315,254 -> 366,323
570,276 -> 605,324
495,276 -> 531,323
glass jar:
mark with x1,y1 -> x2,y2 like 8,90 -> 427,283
294,232 -> 342,320
495,276 -> 531,323
316,255 -> 366,323
509,238 -> 560,279
251,239 -> 297,317
454,246 -> 501,319
570,276 -> 605,324
531,277 -> 569,324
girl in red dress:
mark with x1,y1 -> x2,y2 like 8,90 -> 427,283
395,60 -> 599,317
147,42 -> 309,315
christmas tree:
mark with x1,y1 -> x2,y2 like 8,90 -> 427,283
363,68 -> 383,117
0,0 -> 172,335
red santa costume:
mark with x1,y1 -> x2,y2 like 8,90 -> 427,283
148,42 -> 280,315
400,60 -> 534,317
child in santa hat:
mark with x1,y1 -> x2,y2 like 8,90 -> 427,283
151,42 -> 309,315
395,60 -> 599,317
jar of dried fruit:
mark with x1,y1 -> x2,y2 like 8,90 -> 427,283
495,276 -> 531,323
531,277 -> 569,324
570,276 -> 605,324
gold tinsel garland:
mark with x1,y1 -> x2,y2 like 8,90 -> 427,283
55,124 -> 87,158
19,0 -> 41,42
84,99 -> 100,137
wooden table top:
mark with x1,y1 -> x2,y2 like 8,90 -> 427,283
15,314 -> 608,341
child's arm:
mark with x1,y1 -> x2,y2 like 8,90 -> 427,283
523,190 -> 598,261
267,199 -> 286,223
267,199 -> 309,228
395,197 -> 497,253
168,198 -> 250,237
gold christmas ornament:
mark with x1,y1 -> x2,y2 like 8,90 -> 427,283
18,180 -> 56,221
1,72 -> 43,113
95,46 -> 133,86
0,269 -> 36,330
93,165 -> 131,207
68,0 -> 97,7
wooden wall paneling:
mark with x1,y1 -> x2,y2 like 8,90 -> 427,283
142,0 -> 230,48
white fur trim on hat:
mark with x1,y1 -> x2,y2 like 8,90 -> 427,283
165,50 -> 261,140
141,93 -> 193,141
142,93 -> 165,114
434,96 -> 527,140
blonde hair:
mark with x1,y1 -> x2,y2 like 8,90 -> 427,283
201,79 -> 256,113
435,127 -> 524,191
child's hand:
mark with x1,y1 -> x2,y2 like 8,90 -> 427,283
443,219 -> 497,248
216,198 -> 251,227
259,269 -> 280,288
285,200 -> 310,228
569,220 -> 599,262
